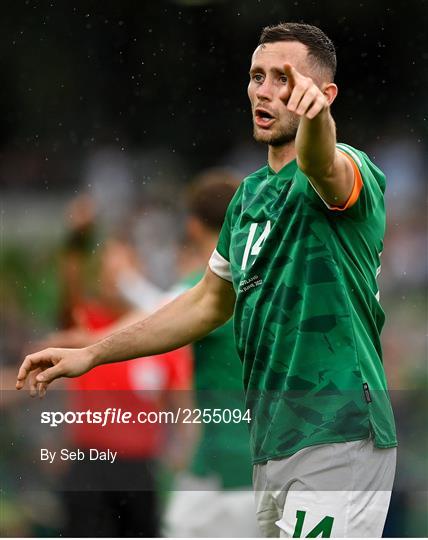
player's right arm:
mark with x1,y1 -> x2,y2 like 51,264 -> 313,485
16,267 -> 235,396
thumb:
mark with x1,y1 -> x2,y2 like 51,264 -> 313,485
36,364 -> 65,384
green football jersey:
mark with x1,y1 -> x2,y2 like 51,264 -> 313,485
209,143 -> 397,464
180,270 -> 253,488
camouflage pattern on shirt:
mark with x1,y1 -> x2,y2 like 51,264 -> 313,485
211,144 -> 397,463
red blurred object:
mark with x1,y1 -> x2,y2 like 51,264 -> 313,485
67,301 -> 193,458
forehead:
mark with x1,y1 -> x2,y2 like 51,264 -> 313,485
250,41 -> 309,73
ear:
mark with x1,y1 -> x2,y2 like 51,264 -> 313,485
322,82 -> 338,106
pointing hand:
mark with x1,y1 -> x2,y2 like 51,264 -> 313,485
281,63 -> 329,120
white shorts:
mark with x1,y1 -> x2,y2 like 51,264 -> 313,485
253,438 -> 396,538
163,473 -> 262,537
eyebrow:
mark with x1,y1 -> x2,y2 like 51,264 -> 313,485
249,65 -> 286,76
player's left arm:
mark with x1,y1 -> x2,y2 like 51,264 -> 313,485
282,63 -> 357,209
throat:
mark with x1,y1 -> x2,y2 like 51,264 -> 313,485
268,143 -> 297,173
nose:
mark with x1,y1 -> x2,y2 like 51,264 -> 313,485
255,78 -> 273,102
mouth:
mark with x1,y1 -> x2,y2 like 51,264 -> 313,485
254,108 -> 275,128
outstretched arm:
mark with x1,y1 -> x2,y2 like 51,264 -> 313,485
16,268 -> 235,396
282,63 -> 356,208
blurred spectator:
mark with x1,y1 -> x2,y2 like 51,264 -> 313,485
58,193 -> 98,328
35,170 -> 260,537
56,202 -> 195,535
60,298 -> 194,537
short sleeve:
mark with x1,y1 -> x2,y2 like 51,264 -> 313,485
303,143 -> 386,221
208,182 -> 243,282
335,143 -> 386,219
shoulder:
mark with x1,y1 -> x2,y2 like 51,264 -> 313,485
224,167 -> 267,215
336,143 -> 386,193
243,165 -> 269,188
238,165 -> 270,204
295,143 -> 386,219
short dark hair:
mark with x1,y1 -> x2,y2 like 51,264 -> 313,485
187,168 -> 240,232
259,22 -> 337,79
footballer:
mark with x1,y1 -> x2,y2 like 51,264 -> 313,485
17,23 -> 397,538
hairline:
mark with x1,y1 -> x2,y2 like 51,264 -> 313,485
254,41 -> 335,83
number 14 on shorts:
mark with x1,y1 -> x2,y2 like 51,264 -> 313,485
291,510 -> 334,538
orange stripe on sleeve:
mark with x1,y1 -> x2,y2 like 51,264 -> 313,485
328,149 -> 363,211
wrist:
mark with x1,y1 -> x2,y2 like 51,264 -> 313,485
85,344 -> 102,369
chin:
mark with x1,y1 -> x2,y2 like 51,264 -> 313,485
253,127 -> 273,144
253,128 -> 295,146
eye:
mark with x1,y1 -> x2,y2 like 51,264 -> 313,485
251,73 -> 264,83
280,75 -> 288,84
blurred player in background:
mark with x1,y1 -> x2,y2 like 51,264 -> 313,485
17,22 -> 397,537
47,205 -> 195,537
161,172 -> 260,537
36,172 -> 260,537
101,172 -> 260,536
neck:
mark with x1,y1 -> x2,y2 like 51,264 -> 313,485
268,141 -> 296,173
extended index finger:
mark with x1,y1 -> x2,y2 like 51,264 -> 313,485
283,63 -> 300,87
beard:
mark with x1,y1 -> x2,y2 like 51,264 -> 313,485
253,116 -> 299,146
